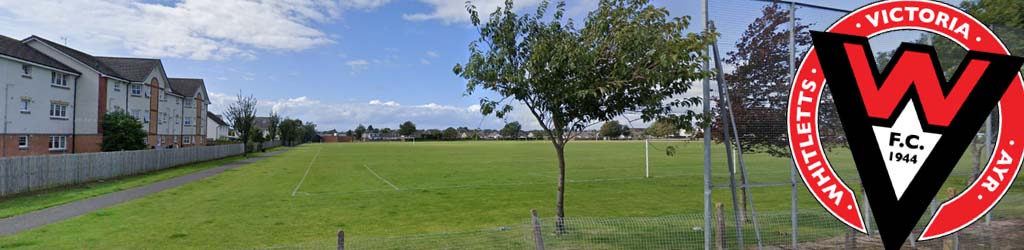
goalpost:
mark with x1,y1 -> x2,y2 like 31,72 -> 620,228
643,137 -> 694,178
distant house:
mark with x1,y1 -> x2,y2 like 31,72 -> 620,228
206,112 -> 232,140
320,132 -> 353,143
575,131 -> 598,140
253,117 -> 272,138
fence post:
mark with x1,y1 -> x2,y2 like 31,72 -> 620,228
336,229 -> 344,250
715,202 -> 726,250
942,187 -> 958,250
531,209 -> 545,250
845,227 -> 857,249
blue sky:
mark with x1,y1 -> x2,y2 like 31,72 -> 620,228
0,0 -> 963,131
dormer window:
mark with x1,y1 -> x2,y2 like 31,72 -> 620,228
184,99 -> 193,107
51,72 -> 69,87
131,84 -> 142,96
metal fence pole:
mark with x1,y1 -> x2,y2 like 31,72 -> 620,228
702,0 -> 713,249
710,21 -> 745,248
337,229 -> 344,250
788,2 -> 799,249
531,209 -> 545,250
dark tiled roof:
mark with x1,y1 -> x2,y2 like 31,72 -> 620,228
0,35 -> 78,74
25,35 -> 118,78
253,117 -> 271,131
168,78 -> 203,96
207,111 -> 228,126
94,57 -> 161,82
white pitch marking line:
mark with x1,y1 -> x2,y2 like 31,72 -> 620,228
291,147 -> 322,197
365,164 -> 400,190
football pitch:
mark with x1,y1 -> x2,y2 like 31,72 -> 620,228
1,141 -> 1019,249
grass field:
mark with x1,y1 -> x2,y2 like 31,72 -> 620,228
0,148 -> 281,220
0,141 -> 1021,249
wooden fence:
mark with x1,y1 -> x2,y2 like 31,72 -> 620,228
0,144 -> 247,198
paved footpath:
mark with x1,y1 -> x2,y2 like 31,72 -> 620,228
0,148 -> 289,237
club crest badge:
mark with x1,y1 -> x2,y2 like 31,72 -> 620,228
786,1 -> 1024,249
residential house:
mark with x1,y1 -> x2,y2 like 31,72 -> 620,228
206,112 -> 232,140
253,117 -> 272,139
0,35 -> 81,156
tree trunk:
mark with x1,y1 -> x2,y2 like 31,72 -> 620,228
554,143 -> 567,235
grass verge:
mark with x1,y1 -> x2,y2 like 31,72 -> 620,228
0,147 -> 282,219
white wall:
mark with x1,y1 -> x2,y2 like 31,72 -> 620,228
26,41 -> 98,135
0,58 -> 76,134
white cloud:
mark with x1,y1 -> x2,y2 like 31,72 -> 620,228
404,0 -> 544,24
419,58 -> 432,65
345,59 -> 371,73
343,0 -> 392,10
426,50 -> 440,57
369,99 -> 400,107
0,0 -> 388,60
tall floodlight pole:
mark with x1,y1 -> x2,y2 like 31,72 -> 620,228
788,2 -> 799,249
701,0 -> 713,249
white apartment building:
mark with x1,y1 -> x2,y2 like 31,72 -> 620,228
9,35 -> 211,155
0,35 -> 81,157
169,78 -> 209,146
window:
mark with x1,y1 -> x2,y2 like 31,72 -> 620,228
48,136 -> 66,150
18,135 -> 28,149
113,83 -> 121,92
159,136 -> 165,145
184,99 -> 193,107
49,102 -> 68,118
159,112 -> 167,124
173,136 -> 178,144
144,88 -> 151,98
21,64 -> 31,77
50,72 -> 68,87
20,99 -> 30,113
131,110 -> 144,122
131,84 -> 142,96
184,117 -> 194,126
183,136 -> 192,144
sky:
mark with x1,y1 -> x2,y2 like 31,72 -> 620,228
0,0 -> 963,131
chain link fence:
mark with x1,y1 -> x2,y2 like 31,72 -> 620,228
251,1 -> 1024,249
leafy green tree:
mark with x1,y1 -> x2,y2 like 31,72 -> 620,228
499,121 -> 522,139
962,0 -> 1024,29
381,128 -> 392,134
279,118 -> 300,146
599,121 -> 628,138
248,127 -> 264,142
399,121 -> 417,136
302,122 -> 318,143
267,112 -> 280,141
455,0 -> 711,228
224,92 -> 258,155
101,111 -> 147,151
345,130 -> 353,136
354,124 -> 366,140
443,127 -> 459,140
644,118 -> 677,137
